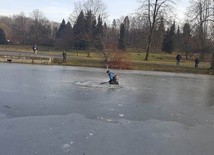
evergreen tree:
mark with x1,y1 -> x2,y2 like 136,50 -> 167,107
109,19 -> 118,46
73,11 -> 86,50
162,22 -> 175,54
112,19 -> 117,29
175,26 -> 182,51
182,23 -> 191,59
118,23 -> 126,50
156,17 -> 165,52
170,21 -> 176,52
103,22 -> 107,44
162,29 -> 169,52
0,28 -> 7,44
56,19 -> 66,38
96,16 -> 103,38
62,21 -> 73,50
94,15 -> 104,50
85,10 -> 96,50
123,16 -> 130,45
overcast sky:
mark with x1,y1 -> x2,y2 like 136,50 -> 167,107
0,0 -> 190,23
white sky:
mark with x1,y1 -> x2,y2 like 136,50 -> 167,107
0,0 -> 190,23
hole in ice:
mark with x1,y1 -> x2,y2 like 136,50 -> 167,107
73,80 -> 122,89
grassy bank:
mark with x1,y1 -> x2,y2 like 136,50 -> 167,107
0,45 -> 213,75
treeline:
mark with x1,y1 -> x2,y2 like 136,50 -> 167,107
1,12 -> 213,56
0,10 -> 57,46
1,13 -> 213,52
55,10 -> 106,51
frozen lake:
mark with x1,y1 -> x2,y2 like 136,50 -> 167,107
0,63 -> 214,155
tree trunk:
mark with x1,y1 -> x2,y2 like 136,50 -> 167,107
145,33 -> 152,61
211,53 -> 214,69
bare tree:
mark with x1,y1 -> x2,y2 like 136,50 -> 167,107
188,0 -> 214,60
69,0 -> 108,25
31,9 -> 45,22
188,0 -> 214,69
29,9 -> 52,45
211,0 -> 214,69
30,9 -> 46,42
0,16 -> 13,41
136,0 -> 175,60
11,12 -> 29,44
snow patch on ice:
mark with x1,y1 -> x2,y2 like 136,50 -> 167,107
119,114 -> 124,117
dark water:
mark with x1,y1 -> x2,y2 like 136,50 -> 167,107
0,63 -> 214,155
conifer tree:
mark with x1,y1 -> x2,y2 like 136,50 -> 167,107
94,15 -> 104,50
109,19 -> 118,45
103,22 -> 107,44
63,21 -> 73,50
182,23 -> 191,59
118,23 -> 126,50
85,10 -> 96,50
56,19 -> 66,38
112,19 -> 117,29
156,17 -> 165,52
123,16 -> 130,45
73,11 -> 86,50
162,22 -> 175,54
175,26 -> 182,51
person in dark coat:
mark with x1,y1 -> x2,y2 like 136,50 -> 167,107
62,51 -> 67,63
32,45 -> 38,54
176,53 -> 182,66
195,56 -> 200,68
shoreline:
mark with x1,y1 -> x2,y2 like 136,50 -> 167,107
0,50 -> 213,75
1,60 -> 213,76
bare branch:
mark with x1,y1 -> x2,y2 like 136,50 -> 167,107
69,0 -> 108,25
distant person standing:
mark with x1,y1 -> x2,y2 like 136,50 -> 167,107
195,56 -> 200,68
62,51 -> 67,63
176,53 -> 181,66
32,45 -> 38,54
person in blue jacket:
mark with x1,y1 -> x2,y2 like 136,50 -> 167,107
106,70 -> 119,85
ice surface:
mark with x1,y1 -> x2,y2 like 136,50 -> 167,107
0,63 -> 214,155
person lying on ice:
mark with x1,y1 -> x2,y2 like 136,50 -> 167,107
106,70 -> 119,85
